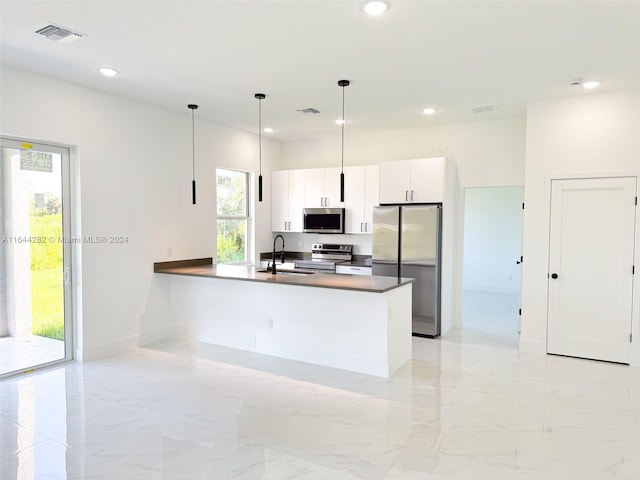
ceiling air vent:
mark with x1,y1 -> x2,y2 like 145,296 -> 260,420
296,108 -> 321,114
471,105 -> 497,114
35,23 -> 84,44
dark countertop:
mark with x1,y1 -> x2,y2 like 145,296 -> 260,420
154,258 -> 411,293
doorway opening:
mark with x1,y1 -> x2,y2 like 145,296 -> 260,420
0,138 -> 73,377
461,186 -> 523,346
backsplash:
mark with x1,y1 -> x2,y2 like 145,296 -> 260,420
278,232 -> 372,256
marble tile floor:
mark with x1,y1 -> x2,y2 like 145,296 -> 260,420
1,329 -> 640,479
0,335 -> 65,377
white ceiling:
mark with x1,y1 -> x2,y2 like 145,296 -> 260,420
1,1 -> 639,142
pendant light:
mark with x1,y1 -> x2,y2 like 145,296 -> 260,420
255,93 -> 266,202
338,80 -> 350,202
187,104 -> 198,204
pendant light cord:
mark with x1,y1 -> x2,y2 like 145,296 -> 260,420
341,84 -> 345,174
191,108 -> 195,181
187,104 -> 198,205
259,97 -> 262,176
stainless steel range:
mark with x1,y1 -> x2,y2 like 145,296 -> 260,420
295,243 -> 353,272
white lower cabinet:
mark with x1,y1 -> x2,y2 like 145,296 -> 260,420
335,265 -> 372,276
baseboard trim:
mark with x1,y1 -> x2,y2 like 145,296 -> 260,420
75,324 -> 184,362
76,334 -> 139,362
139,324 -> 185,346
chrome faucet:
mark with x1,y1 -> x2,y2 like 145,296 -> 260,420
272,234 -> 285,274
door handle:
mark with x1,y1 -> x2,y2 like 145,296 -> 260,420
361,222 -> 364,232
405,190 -> 409,201
364,222 -> 368,232
410,190 -> 414,201
551,273 -> 558,279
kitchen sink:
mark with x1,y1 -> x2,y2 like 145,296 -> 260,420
257,269 -> 315,276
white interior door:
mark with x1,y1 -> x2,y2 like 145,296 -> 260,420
547,177 -> 636,364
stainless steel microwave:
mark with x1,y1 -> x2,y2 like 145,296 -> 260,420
303,208 -> 345,234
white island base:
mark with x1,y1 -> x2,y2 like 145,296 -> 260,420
165,275 -> 412,378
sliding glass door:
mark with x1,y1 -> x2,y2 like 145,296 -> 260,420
0,138 -> 73,377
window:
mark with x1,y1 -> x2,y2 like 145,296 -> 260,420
216,168 -> 250,264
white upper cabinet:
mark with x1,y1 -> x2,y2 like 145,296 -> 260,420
273,165 -> 382,234
379,160 -> 411,204
271,169 -> 305,232
304,167 -> 344,208
288,170 -> 305,231
363,164 -> 380,229
344,164 -> 379,234
272,170 -> 289,232
344,166 -> 366,233
379,157 -> 445,204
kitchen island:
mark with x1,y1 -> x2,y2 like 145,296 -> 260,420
154,258 -> 413,377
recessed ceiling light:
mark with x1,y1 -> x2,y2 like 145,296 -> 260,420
263,127 -> 274,133
98,67 -> 119,77
363,1 -> 389,16
423,107 -> 437,115
335,119 -> 346,125
582,80 -> 601,89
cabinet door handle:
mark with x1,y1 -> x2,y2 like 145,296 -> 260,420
325,197 -> 328,206
360,222 -> 364,232
405,190 -> 409,201
411,190 -> 414,201
365,222 -> 368,232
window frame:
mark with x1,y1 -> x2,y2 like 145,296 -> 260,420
215,167 -> 252,265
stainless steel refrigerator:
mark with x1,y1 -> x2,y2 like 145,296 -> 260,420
372,205 -> 442,337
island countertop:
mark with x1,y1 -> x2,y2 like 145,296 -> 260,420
154,258 -> 412,293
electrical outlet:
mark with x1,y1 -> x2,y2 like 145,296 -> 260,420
167,247 -> 173,257
508,274 -> 513,281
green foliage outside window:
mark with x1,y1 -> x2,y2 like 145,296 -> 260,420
30,201 -> 64,340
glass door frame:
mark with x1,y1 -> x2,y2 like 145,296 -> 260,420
0,137 -> 74,377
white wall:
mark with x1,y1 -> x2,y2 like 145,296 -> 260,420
281,117 -> 526,329
462,186 -> 523,294
520,89 -> 640,364
0,66 -> 280,360
280,117 -> 525,185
